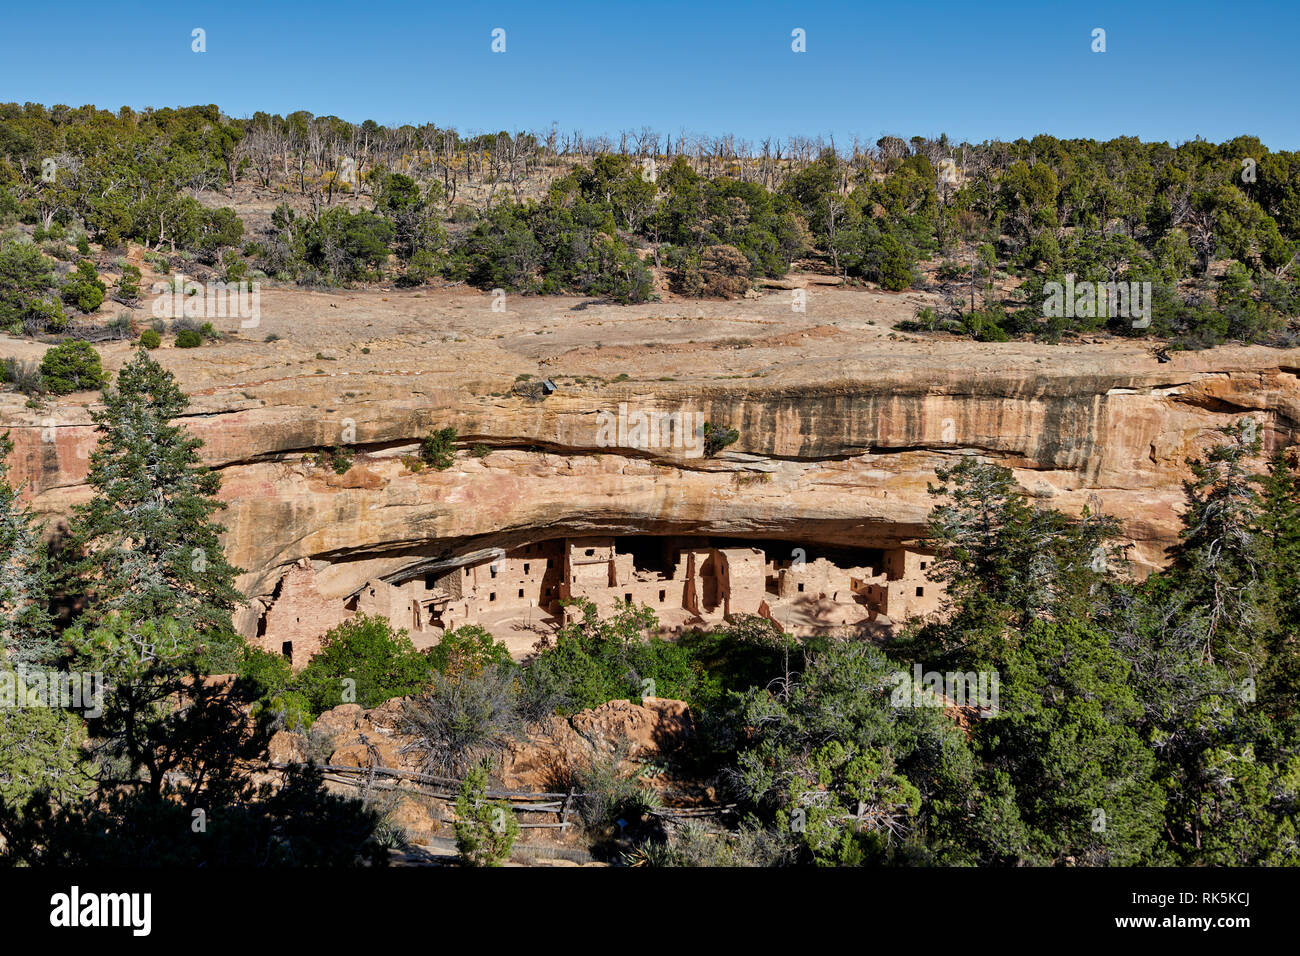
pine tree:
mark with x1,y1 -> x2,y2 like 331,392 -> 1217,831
1256,448 -> 1300,618
0,660 -> 94,809
0,431 -> 56,663
927,458 -> 1038,620
68,348 -> 244,634
922,459 -> 1123,671
1167,419 -> 1267,671
65,615 -> 257,802
1254,447 -> 1300,715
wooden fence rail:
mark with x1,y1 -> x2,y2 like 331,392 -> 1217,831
268,760 -> 733,830
276,761 -> 580,828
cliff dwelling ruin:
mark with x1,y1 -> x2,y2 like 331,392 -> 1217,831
252,536 -> 940,668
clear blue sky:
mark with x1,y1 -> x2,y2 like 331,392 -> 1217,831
2,0 -> 1298,149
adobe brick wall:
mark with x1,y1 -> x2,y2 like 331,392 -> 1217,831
257,538 -> 943,666
718,548 -> 765,616
256,559 -> 351,668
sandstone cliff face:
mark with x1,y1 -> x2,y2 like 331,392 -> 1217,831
2,285 -> 1296,638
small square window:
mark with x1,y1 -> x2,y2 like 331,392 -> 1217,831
518,589 -> 524,598
625,594 -> 633,604
915,586 -> 924,597
523,563 -> 530,573
490,592 -> 496,602
659,590 -> 666,602
797,582 -> 804,593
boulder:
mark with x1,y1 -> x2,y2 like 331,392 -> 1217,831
571,698 -> 694,759
364,697 -> 409,733
310,703 -> 364,753
384,793 -> 441,844
330,735 -> 404,769
268,729 -> 308,764
314,703 -> 362,735
500,716 -> 593,791
500,698 -> 695,790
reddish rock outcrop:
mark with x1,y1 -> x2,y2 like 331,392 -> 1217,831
275,696 -> 697,794
4,284 -> 1296,642
267,729 -> 308,765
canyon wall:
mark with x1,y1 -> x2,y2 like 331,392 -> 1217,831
3,289 -> 1297,639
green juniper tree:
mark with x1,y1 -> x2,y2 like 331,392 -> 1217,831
67,348 -> 244,634
453,763 -> 519,866
60,259 -> 105,313
978,618 -> 1166,865
1166,419 -> 1268,672
0,239 -> 61,335
724,638 -> 1022,866
1252,447 -> 1300,718
0,431 -> 56,663
65,615 -> 254,801
1256,448 -> 1300,622
918,457 -> 1120,669
39,340 -> 106,395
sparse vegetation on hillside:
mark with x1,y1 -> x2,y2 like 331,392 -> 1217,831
1,102 -> 1293,345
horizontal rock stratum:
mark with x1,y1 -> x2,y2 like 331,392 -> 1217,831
3,282 -> 1297,638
